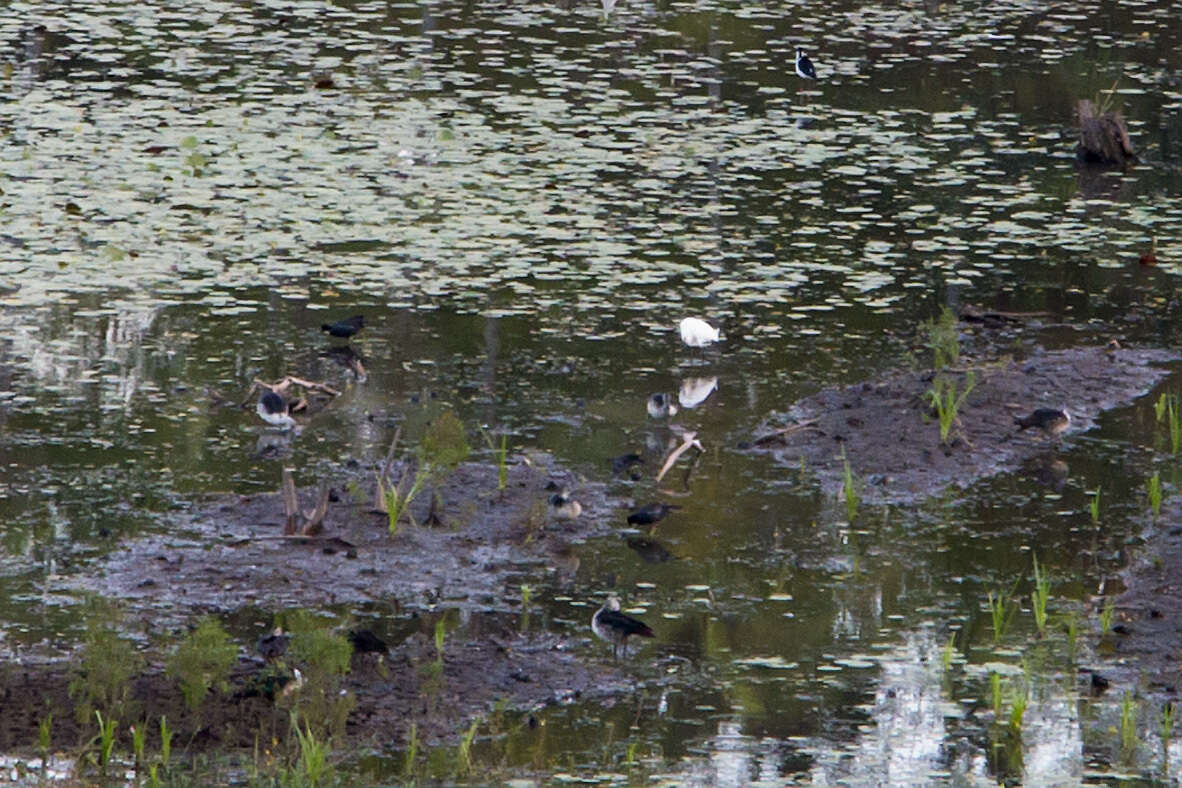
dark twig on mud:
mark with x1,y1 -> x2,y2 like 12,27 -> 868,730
752,419 -> 821,446
960,305 -> 1053,327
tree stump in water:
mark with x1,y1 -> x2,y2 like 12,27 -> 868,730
1076,99 -> 1135,167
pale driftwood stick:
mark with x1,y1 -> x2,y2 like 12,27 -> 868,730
301,483 -> 330,536
656,431 -> 703,483
282,468 -> 300,535
752,419 -> 820,446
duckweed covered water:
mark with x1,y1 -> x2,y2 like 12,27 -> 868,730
3,0 -> 1182,783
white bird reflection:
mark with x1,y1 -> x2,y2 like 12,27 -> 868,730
679,376 -> 718,409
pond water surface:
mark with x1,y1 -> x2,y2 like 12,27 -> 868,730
3,0 -> 1182,784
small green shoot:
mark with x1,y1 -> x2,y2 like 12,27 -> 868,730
941,632 -> 956,670
132,722 -> 147,770
1100,598 -> 1116,635
1157,393 -> 1182,453
94,710 -> 118,776
434,619 -> 447,666
1031,553 -> 1051,637
1162,701 -> 1176,773
1008,685 -> 1028,733
1148,471 -> 1163,521
1120,691 -> 1139,762
404,723 -> 419,778
840,448 -> 860,523
927,371 -> 976,444
457,718 -> 479,776
38,712 -> 52,753
159,716 -> 172,770
481,428 -> 509,492
1089,487 -> 1101,525
990,672 -> 1003,717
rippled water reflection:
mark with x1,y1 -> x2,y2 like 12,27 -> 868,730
3,0 -> 1182,782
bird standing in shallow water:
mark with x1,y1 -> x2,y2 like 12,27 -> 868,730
626,502 -> 681,527
679,317 -> 720,348
257,389 -> 297,430
1015,407 -> 1070,437
795,47 -> 817,80
592,596 -> 654,659
321,314 -> 365,339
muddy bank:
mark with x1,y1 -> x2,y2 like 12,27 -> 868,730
0,620 -> 638,757
4,457 -> 647,760
66,457 -> 615,623
1114,500 -> 1182,699
748,346 -> 1176,505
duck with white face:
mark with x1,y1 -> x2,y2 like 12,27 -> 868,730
591,596 -> 654,660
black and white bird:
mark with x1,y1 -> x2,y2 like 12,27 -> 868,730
321,314 -> 365,339
795,47 -> 817,80
548,489 -> 583,521
1015,407 -> 1070,437
591,596 -> 654,659
257,389 -> 297,430
626,502 -> 681,527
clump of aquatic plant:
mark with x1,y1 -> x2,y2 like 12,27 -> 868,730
1156,393 -> 1182,454
387,409 -> 472,533
1031,554 -> 1051,637
1089,486 -> 1102,525
167,617 -> 238,712
1147,471 -> 1163,522
927,371 -> 976,444
926,306 -> 960,369
386,470 -> 428,535
68,598 -> 142,724
1120,691 -> 1139,763
840,448 -> 861,523
283,612 -> 356,741
287,713 -> 333,788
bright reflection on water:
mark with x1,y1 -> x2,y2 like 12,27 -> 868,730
2,0 -> 1182,783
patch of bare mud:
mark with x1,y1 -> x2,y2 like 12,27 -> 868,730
66,458 -> 614,623
748,347 -> 1176,505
